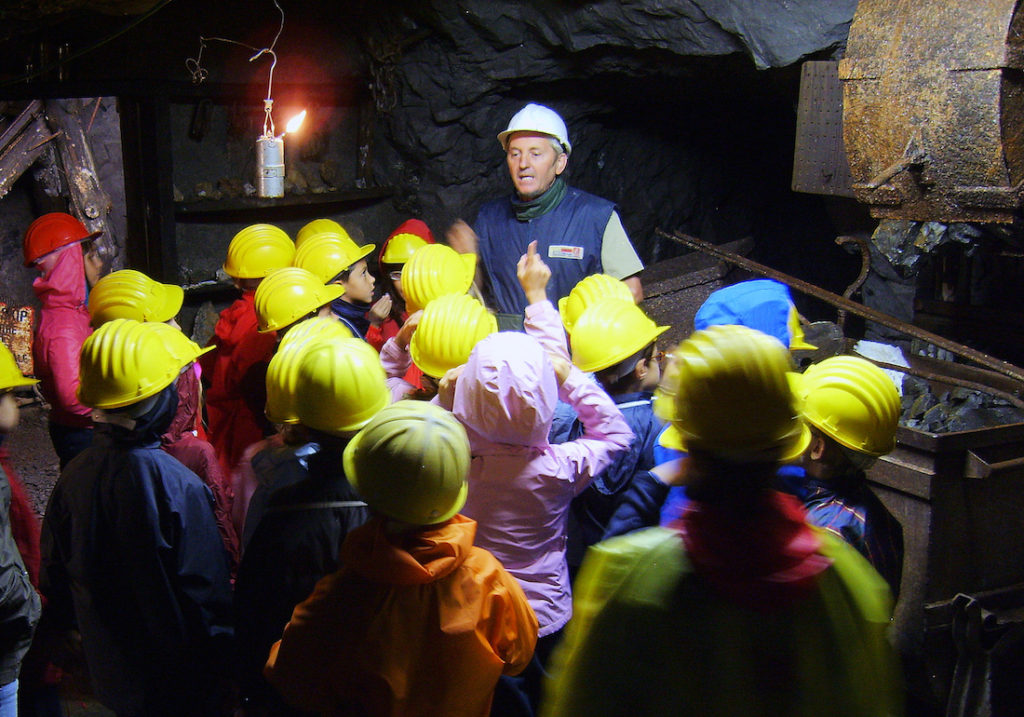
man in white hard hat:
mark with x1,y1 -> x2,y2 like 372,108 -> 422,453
448,103 -> 644,327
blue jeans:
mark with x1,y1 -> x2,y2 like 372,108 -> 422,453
0,679 -> 18,717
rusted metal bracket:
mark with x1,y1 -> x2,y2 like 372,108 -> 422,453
864,137 -> 930,190
835,235 -> 871,332
657,228 -> 1024,388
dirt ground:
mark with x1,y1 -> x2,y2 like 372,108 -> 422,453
7,401 -> 61,518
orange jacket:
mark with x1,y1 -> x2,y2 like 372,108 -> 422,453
266,514 -> 538,717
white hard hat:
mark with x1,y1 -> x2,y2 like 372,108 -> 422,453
497,103 -> 572,156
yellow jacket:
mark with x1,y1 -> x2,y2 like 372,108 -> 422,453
543,525 -> 902,716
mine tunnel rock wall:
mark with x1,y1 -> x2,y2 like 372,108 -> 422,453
365,0 -> 858,273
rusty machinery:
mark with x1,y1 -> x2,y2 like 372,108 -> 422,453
838,2 -> 1024,711
840,0 -> 1024,223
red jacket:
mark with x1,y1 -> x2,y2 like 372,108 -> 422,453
201,292 -> 276,475
365,317 -> 399,353
31,245 -> 93,428
266,515 -> 537,717
162,365 -> 240,572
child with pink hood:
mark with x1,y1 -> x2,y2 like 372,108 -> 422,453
442,241 -> 633,715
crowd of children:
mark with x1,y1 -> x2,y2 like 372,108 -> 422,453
0,211 -> 908,717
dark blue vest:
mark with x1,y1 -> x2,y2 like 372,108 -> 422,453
474,186 -> 614,315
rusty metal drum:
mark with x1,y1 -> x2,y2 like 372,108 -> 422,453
840,0 -> 1024,223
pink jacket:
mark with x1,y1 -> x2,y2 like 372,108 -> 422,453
380,337 -> 417,403
31,244 -> 93,428
454,321 -> 632,636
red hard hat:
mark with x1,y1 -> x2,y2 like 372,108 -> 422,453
23,212 -> 101,266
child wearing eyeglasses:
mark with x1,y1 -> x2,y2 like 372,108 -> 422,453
366,219 -> 435,352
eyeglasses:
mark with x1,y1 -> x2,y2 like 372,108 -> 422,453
653,350 -> 666,364
388,270 -> 403,282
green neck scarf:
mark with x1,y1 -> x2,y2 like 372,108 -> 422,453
512,176 -> 567,222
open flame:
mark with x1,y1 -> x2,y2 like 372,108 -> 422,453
284,109 -> 307,135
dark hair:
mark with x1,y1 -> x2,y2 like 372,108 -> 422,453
594,342 -> 655,394
684,449 -> 778,503
379,261 -> 408,324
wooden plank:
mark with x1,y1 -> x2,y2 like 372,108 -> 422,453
0,101 -> 50,199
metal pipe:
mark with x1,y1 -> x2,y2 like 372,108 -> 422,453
657,229 -> 1024,387
865,359 -> 1024,410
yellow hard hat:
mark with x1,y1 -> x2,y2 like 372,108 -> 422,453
0,342 -> 37,391
344,400 -> 470,525
294,338 -> 389,435
254,267 -> 345,333
78,319 -> 212,410
410,294 -> 497,379
380,233 -> 429,265
654,346 -> 688,452
668,324 -> 809,462
658,369 -> 807,455
787,305 -> 817,351
293,232 -> 375,284
265,317 -> 355,424
558,274 -> 634,333
88,269 -> 184,327
222,224 -> 295,279
295,218 -> 348,248
798,355 -> 900,456
401,244 -> 477,312
570,298 -> 668,373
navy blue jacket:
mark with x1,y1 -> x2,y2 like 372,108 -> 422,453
330,298 -> 371,339
234,434 -> 370,713
40,387 -> 233,716
551,391 -> 662,569
775,465 -> 904,598
475,186 -> 613,315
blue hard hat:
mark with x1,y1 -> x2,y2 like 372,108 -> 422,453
694,279 -> 815,351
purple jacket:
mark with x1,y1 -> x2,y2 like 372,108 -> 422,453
454,323 -> 632,636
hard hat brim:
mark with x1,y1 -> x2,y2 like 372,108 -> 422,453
151,283 -> 185,324
659,421 -> 811,464
256,284 -> 346,333
25,230 -> 102,267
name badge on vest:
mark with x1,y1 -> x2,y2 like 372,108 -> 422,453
548,245 -> 584,260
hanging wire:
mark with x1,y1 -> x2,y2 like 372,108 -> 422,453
184,0 -> 285,136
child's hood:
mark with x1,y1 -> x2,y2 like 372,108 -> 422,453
33,243 -> 87,310
342,514 -> 476,585
453,332 -> 557,449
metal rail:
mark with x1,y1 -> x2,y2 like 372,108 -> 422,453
657,229 -> 1024,387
